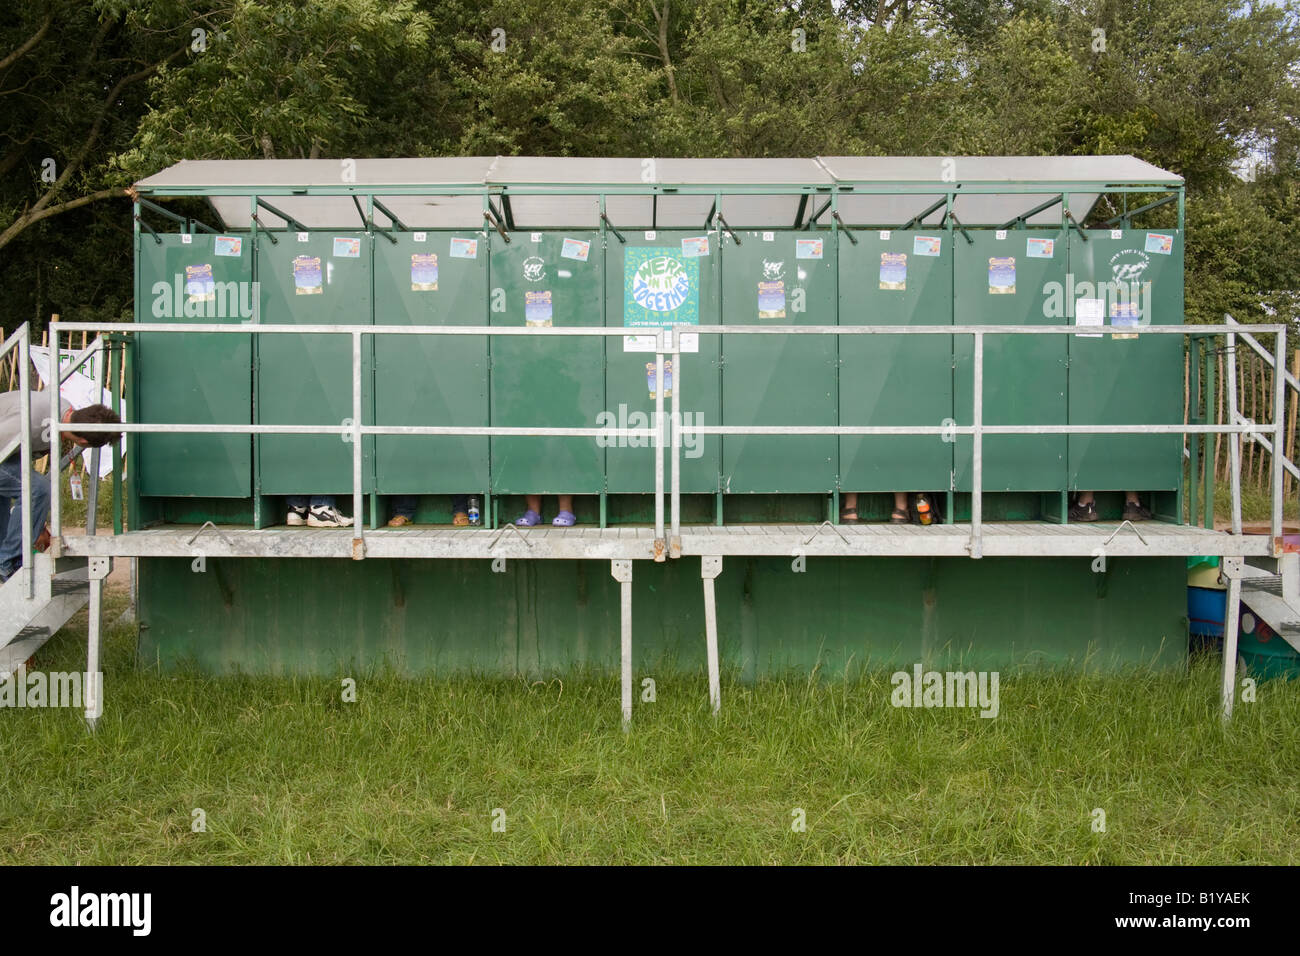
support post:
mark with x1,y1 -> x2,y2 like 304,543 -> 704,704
17,327 -> 33,598
653,335 -> 665,561
670,326 -> 681,558
1226,332 -> 1242,536
84,556 -> 111,731
49,322 -> 62,554
701,555 -> 722,715
970,331 -> 984,558
352,331 -> 365,559
1220,556 -> 1243,721
1272,329 -> 1287,545
611,559 -> 633,728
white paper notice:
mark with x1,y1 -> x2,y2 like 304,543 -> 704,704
623,331 -> 699,353
1075,297 -> 1104,337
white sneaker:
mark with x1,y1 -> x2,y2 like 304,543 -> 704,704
286,507 -> 307,526
307,505 -> 354,528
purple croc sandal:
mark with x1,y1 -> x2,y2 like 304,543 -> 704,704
552,510 -> 577,527
515,509 -> 542,527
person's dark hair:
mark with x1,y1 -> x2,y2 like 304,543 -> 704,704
68,404 -> 123,448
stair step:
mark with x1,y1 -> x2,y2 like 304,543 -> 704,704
12,625 -> 49,643
1244,575 -> 1286,597
50,579 -> 89,596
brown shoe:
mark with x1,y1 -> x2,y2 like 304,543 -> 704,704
452,512 -> 470,527
387,514 -> 412,527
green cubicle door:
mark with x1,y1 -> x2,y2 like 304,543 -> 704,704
1067,229 -> 1184,491
137,233 -> 252,497
257,231 -> 373,496
373,231 -> 488,495
489,231 -> 604,494
954,230 -> 1067,492
721,230 -> 836,492
839,229 -> 953,492
605,229 -> 720,494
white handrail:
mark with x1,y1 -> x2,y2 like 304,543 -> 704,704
43,320 -> 1289,559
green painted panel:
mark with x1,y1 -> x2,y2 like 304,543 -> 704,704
839,230 -> 953,492
137,555 -> 1188,677
257,232 -> 374,496
605,230 -> 720,493
373,232 -> 488,495
489,232 -> 604,494
137,234 -> 252,496
1067,230 -> 1183,491
954,230 -> 1067,491
721,231 -> 836,493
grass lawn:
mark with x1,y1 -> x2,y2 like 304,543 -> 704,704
2,587 -> 1297,865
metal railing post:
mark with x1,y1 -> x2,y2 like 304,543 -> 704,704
49,322 -> 62,548
670,324 -> 681,555
654,332 -> 665,554
352,331 -> 364,556
970,330 -> 984,559
17,325 -> 33,597
86,336 -> 103,536
1226,332 -> 1242,536
1273,328 -> 1287,544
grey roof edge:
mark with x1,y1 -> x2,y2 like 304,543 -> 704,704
134,154 -> 1183,192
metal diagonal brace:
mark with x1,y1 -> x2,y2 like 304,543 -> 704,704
483,209 -> 510,243
600,212 -> 627,244
715,213 -> 741,246
801,520 -> 851,548
487,522 -> 534,550
831,211 -> 858,244
185,520 -> 235,550
1102,520 -> 1149,548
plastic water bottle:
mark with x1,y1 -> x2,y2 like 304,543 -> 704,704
467,497 -> 481,526
915,494 -> 932,525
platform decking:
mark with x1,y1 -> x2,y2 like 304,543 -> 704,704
58,521 -> 1276,561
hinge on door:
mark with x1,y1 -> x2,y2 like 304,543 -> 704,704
950,470 -> 956,491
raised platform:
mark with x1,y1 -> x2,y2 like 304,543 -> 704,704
59,521 -> 1275,561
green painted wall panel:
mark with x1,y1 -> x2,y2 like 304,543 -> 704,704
137,234 -> 252,497
257,232 -> 374,496
373,232 -> 488,495
1067,230 -> 1183,491
721,230 -> 836,493
839,230 -> 953,492
137,555 -> 1188,676
489,232 -> 604,494
605,230 -> 720,494
954,230 -> 1068,491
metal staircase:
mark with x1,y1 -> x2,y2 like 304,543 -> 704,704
0,553 -> 93,677
1242,552 -> 1300,654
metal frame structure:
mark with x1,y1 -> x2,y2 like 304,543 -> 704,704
40,318 -> 1293,726
28,154 -> 1289,727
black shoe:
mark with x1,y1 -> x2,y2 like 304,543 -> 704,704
1069,501 -> 1098,522
1122,502 -> 1152,522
